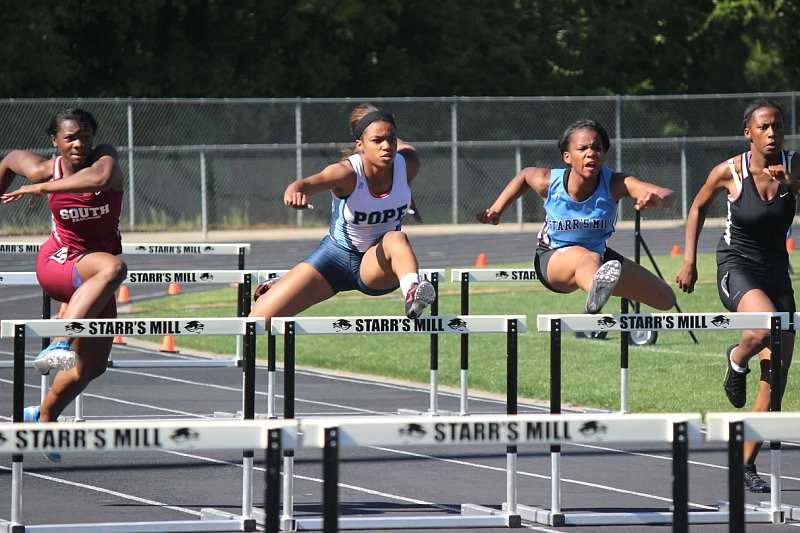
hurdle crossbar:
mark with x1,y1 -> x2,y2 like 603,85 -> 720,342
529,312 -> 787,528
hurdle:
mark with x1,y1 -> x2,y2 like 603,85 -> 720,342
0,269 -> 255,422
450,268 -> 539,415
304,412 -> 700,532
528,311 -> 788,527
258,269 -> 447,419
1,316 -> 263,533
0,417 -> 294,533
707,412 -> 800,530
269,314 -> 525,530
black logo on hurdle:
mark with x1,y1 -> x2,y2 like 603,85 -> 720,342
495,271 -> 510,279
199,272 -> 214,281
203,246 -> 215,252
398,423 -> 427,439
448,318 -> 468,331
184,320 -> 205,333
0,276 -> 4,282
170,427 -> 199,443
710,315 -> 731,328
0,432 -> 6,445
578,421 -> 608,437
64,321 -> 86,334
596,316 -> 617,329
135,245 -> 147,252
332,319 -> 353,332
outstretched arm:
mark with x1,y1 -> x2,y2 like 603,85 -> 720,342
675,162 -> 731,293
284,160 -> 356,209
477,166 -> 549,224
613,173 -> 674,210
0,151 -> 53,195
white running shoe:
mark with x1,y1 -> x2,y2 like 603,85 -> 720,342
585,260 -> 622,314
32,341 -> 76,375
405,279 -> 436,319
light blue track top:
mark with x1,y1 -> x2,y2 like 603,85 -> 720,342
537,166 -> 617,255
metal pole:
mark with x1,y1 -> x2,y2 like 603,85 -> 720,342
200,150 -> 208,239
428,272 -> 439,414
127,102 -> 136,231
459,272 -> 469,415
295,99 -> 304,228
792,92 -> 797,151
506,319 -> 518,515
550,318 -> 562,515
451,99 -> 459,224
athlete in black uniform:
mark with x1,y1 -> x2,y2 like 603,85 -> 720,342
677,99 -> 799,493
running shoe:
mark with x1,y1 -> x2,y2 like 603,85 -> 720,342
585,260 -> 622,314
723,344 -> 749,408
405,279 -> 436,319
744,464 -> 770,493
23,406 -> 61,463
32,341 -> 76,376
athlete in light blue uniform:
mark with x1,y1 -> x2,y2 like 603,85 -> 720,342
478,119 -> 676,314
251,104 -> 435,325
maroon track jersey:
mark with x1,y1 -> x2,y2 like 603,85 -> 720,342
47,155 -> 123,260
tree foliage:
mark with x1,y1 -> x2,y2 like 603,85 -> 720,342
0,0 -> 796,97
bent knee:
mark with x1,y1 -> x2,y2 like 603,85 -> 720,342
102,260 -> 128,286
743,330 -> 771,349
381,231 -> 410,249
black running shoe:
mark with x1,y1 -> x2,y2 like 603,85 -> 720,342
585,260 -> 622,314
744,464 -> 770,493
723,344 -> 749,408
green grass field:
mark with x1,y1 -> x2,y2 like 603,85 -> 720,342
125,253 -> 800,414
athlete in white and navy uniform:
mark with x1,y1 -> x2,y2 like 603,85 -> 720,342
677,100 -> 799,493
251,104 -> 435,326
478,119 -> 676,315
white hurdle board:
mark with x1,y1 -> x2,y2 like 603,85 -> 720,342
258,268 -> 446,284
0,241 -> 251,255
538,312 -> 791,332
1,317 -> 263,338
271,315 -> 525,335
450,268 -> 538,283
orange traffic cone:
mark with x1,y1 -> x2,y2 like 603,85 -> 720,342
167,282 -> 181,296
57,302 -> 68,318
113,336 -> 126,345
787,238 -> 795,253
475,252 -> 488,268
160,336 -> 178,353
670,244 -> 681,257
117,285 -> 129,304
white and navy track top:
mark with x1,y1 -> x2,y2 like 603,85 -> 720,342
328,153 -> 412,252
537,166 -> 617,255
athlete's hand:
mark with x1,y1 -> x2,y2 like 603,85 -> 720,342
675,261 -> 697,294
284,189 -> 313,210
634,187 -> 673,210
476,207 -> 501,225
1,183 -> 44,206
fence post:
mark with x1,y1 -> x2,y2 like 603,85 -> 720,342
680,140 -> 688,221
515,144 -> 523,230
450,98 -> 459,224
792,92 -> 797,151
295,98 -> 304,228
615,95 -> 623,222
200,150 -> 208,239
127,101 -> 136,231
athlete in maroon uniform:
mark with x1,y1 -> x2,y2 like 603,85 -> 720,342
0,109 -> 127,459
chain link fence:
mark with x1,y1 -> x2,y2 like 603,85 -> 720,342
1,94 -> 797,235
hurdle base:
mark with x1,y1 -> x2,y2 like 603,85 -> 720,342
759,500 -> 800,522
293,514 -> 510,530
396,408 -> 461,417
201,508 -> 257,531
213,410 -> 278,420
461,503 -> 521,527
513,504 -> 771,526
9,519 -> 254,532
719,499 -> 785,524
0,520 -> 24,533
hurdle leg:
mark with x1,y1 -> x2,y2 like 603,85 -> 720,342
242,323 -> 257,520
459,273 -> 470,415
40,374 -> 48,404
267,332 -> 276,418
12,324 -> 26,524
429,273 -> 440,415
74,393 -> 84,421
619,299 -> 630,414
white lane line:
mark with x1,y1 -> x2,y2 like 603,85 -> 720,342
0,464 -> 201,516
369,446 -> 718,511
